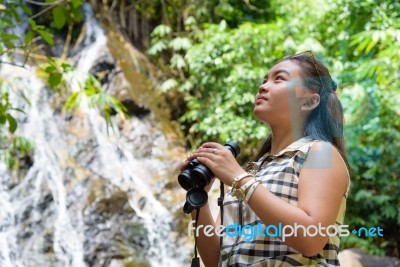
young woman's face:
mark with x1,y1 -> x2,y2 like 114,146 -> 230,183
253,60 -> 309,125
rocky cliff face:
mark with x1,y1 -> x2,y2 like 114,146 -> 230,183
0,4 -> 189,267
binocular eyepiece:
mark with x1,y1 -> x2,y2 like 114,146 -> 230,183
178,141 -> 240,213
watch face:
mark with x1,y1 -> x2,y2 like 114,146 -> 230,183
234,189 -> 245,201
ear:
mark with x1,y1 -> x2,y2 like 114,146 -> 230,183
301,94 -> 320,111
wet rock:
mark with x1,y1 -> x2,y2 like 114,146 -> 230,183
339,248 -> 400,267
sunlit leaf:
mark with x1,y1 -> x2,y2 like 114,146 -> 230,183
169,37 -> 192,51
48,73 -> 62,88
0,115 -> 6,124
38,30 -> 54,45
148,41 -> 167,55
24,31 -> 34,44
6,114 -> 17,133
52,6 -> 67,29
71,0 -> 82,8
151,24 -> 172,37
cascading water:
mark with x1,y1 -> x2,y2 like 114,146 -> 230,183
0,3 -> 189,267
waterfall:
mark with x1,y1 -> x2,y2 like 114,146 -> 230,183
0,3 -> 189,267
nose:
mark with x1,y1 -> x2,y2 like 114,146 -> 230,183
258,82 -> 268,94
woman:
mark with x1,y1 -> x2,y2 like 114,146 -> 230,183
182,51 -> 350,266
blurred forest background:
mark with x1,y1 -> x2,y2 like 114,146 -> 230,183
0,0 -> 399,264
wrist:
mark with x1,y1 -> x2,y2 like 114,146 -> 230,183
237,176 -> 253,188
231,172 -> 252,188
232,177 -> 261,201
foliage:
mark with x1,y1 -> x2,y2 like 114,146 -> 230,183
0,0 -> 398,258
336,1 -> 400,256
64,74 -> 127,130
37,58 -> 127,130
147,0 -> 400,257
0,79 -> 34,170
182,21 -> 287,148
0,135 -> 34,170
0,1 -> 125,170
50,0 -> 83,29
0,84 -> 18,134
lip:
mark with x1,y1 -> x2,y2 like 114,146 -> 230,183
255,96 -> 268,104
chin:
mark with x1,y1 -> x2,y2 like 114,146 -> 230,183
253,109 -> 271,124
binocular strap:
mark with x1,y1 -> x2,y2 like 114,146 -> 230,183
191,181 -> 225,266
191,208 -> 200,267
218,181 -> 225,249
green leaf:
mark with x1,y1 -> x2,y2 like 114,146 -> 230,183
4,151 -> 15,169
160,78 -> 178,92
71,0 -> 82,8
147,41 -> 167,55
64,91 -> 82,111
1,33 -> 19,41
151,24 -> 172,38
28,18 -> 37,29
21,5 -> 32,16
170,54 -> 186,69
48,73 -> 62,88
169,37 -> 192,51
24,31 -> 34,44
38,30 -> 54,45
10,5 -> 21,23
0,115 -> 6,124
61,62 -> 73,71
45,65 -> 57,73
71,8 -> 83,23
52,6 -> 67,29
9,108 -> 26,114
6,114 -> 17,133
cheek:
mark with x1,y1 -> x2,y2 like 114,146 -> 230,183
271,88 -> 290,110
279,83 -> 307,111
253,90 -> 290,121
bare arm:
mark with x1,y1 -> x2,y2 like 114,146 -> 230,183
181,156 -> 222,267
195,141 -> 349,257
190,206 -> 221,267
240,141 -> 348,256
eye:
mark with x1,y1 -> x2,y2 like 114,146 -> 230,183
276,75 -> 285,81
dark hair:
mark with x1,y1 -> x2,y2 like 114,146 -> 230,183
252,53 -> 349,168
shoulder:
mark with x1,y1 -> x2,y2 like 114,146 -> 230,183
301,140 -> 350,196
305,141 -> 347,170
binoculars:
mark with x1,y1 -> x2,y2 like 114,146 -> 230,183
178,141 -> 240,213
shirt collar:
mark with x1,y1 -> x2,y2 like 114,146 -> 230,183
262,136 -> 313,159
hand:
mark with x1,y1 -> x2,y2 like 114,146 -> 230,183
192,142 -> 246,186
180,149 -> 216,193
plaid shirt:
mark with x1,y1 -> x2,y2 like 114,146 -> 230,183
219,137 -> 349,267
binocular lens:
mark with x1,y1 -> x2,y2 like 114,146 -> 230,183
178,141 -> 240,212
178,171 -> 193,191
186,188 -> 208,208
191,167 -> 210,188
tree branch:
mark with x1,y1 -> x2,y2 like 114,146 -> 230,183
61,23 -> 73,60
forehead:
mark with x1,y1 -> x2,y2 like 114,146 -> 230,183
267,60 -> 302,78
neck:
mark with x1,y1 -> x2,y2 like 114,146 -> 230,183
269,123 -> 305,155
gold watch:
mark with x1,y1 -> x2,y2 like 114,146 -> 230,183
233,177 -> 261,201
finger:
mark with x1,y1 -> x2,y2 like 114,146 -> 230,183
201,142 -> 225,149
196,156 -> 215,168
181,152 -> 196,170
198,147 -> 220,155
180,160 -> 190,171
185,152 -> 197,161
193,151 -> 217,161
